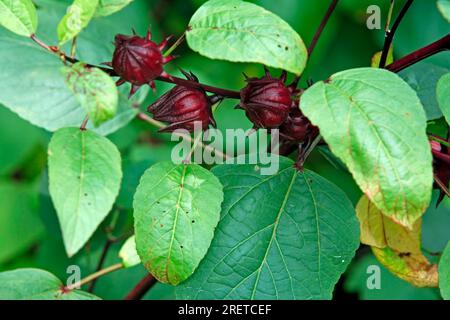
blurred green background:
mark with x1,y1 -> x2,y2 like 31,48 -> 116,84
0,0 -> 449,299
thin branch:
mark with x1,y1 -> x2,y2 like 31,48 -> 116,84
29,35 -> 240,99
386,34 -> 450,72
379,0 -> 414,68
87,239 -> 113,293
137,112 -> 230,160
80,115 -> 89,131
163,32 -> 185,57
66,263 -> 123,291
124,275 -> 156,300
432,148 -> 450,165
292,0 -> 339,87
434,174 -> 450,199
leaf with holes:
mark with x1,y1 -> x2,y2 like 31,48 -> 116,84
57,0 -> 99,45
0,269 -> 100,300
62,62 -> 118,127
48,128 -> 122,257
186,0 -> 307,75
177,157 -> 360,299
134,162 -> 224,285
95,0 -> 133,17
301,68 -> 433,228
0,0 -> 37,37
437,73 -> 450,125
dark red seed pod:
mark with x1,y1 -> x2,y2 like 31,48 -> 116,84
238,69 -> 295,129
279,104 -> 317,142
147,71 -> 216,132
110,31 -> 175,97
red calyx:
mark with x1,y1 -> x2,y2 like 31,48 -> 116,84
147,70 -> 216,132
280,101 -> 318,143
110,31 -> 175,97
238,68 -> 296,129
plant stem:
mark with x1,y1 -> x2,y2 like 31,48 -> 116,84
379,0 -> 414,68
164,32 -> 185,57
80,115 -> 89,131
124,274 -> 156,300
432,148 -> 450,165
66,263 -> 123,291
385,1 -> 395,33
292,0 -> 339,87
71,37 -> 78,59
87,239 -> 113,293
29,35 -> 240,99
386,34 -> 450,72
434,174 -> 450,198
429,135 -> 450,148
137,112 -> 229,160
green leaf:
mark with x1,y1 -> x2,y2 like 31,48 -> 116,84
186,0 -> 307,75
62,62 -> 118,127
48,128 -> 122,257
177,157 -> 360,299
0,0 -> 37,37
0,1 -> 149,134
400,62 -> 449,120
0,105 -> 40,175
0,268 -> 100,300
438,0 -> 450,23
301,68 -> 433,228
439,242 -> 450,299
0,181 -> 44,264
95,0 -> 133,17
57,0 -> 99,45
119,236 -> 141,268
437,73 -> 450,125
134,162 -> 224,285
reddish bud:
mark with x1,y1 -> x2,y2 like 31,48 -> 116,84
238,69 -> 295,129
147,71 -> 216,132
111,31 -> 174,97
430,135 -> 450,206
280,103 -> 317,142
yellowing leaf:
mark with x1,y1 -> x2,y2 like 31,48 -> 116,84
356,195 -> 422,256
372,247 -> 438,288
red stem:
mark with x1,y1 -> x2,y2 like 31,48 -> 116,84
432,149 -> 450,165
124,274 -> 156,300
386,34 -> 450,73
379,0 -> 414,68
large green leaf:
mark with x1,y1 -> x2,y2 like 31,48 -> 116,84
439,242 -> 450,299
177,157 -> 360,299
134,162 -> 224,285
437,73 -> 450,125
0,268 -> 99,300
438,0 -> 450,23
301,68 -> 433,228
0,0 -> 37,37
48,128 -> 122,256
0,0 -> 149,134
400,63 -> 449,120
62,62 -> 118,127
95,0 -> 133,17
186,0 -> 307,75
0,181 -> 44,264
57,0 -> 99,45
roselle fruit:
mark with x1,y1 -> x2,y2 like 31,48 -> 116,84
279,104 -> 317,143
147,71 -> 216,132
110,31 -> 175,97
238,69 -> 296,129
